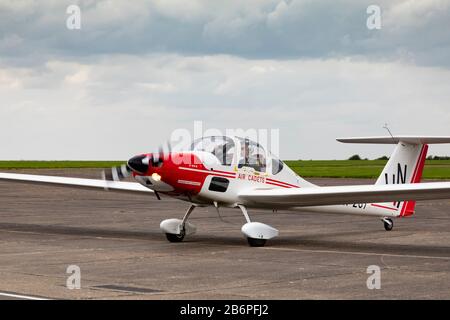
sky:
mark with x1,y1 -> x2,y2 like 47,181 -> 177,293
1,0 -> 450,160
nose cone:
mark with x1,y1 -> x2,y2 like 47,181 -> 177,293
127,155 -> 150,174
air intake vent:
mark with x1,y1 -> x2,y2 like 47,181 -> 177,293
209,177 -> 230,192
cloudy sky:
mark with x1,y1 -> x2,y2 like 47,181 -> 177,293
1,0 -> 450,160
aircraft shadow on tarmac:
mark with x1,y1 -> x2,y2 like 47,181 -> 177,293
1,222 -> 449,258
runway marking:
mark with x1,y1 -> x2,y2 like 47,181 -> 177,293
260,247 -> 450,260
0,291 -> 49,300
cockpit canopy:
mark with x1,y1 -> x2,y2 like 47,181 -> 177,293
190,136 -> 235,166
190,136 -> 284,175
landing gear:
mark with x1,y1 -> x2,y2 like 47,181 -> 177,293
237,205 -> 279,247
160,204 -> 197,243
160,204 -> 279,246
165,232 -> 185,242
382,217 -> 394,231
247,237 -> 267,247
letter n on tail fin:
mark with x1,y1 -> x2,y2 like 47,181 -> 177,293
375,143 -> 429,217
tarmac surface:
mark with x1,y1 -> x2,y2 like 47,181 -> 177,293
0,169 -> 449,300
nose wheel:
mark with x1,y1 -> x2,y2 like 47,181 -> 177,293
247,237 -> 267,247
238,205 -> 279,247
160,204 -> 197,243
382,218 -> 394,231
165,231 -> 185,242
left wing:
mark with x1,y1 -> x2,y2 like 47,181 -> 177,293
239,182 -> 450,207
0,172 -> 152,194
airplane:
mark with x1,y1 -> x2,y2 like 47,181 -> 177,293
1,135 -> 450,247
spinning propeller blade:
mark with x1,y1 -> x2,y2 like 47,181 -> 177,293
102,164 -> 132,182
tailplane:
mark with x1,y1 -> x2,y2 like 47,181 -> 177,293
337,136 -> 444,217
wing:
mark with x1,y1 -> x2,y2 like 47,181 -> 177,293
336,136 -> 450,145
239,182 -> 450,207
0,172 -> 152,194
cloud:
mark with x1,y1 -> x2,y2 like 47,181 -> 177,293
0,0 -> 449,67
1,54 -> 450,160
0,1 -> 449,160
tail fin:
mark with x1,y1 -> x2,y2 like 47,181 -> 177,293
374,143 -> 428,217
337,135 -> 450,216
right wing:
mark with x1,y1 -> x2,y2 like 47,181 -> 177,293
0,172 -> 152,194
336,136 -> 450,144
239,182 -> 450,208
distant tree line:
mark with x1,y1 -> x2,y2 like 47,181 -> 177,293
348,154 -> 385,160
346,155 -> 450,161
348,155 -> 364,160
427,155 -> 450,160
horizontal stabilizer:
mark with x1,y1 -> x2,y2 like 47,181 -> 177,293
337,136 -> 450,145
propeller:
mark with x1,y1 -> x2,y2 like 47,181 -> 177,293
101,140 -> 174,200
102,163 -> 132,182
156,140 -> 173,162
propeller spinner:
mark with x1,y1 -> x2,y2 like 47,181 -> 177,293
102,155 -> 150,182
102,140 -> 172,201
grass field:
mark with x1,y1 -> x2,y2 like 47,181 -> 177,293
1,160 -> 450,179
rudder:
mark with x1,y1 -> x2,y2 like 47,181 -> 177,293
375,142 -> 428,217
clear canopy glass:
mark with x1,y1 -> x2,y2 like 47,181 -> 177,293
190,136 -> 236,166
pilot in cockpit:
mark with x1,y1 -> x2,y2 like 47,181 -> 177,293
238,141 -> 266,172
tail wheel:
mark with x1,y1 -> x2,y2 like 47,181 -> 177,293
383,218 -> 394,231
165,232 -> 185,243
247,237 -> 267,247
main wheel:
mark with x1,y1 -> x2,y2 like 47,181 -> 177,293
247,237 -> 267,247
383,218 -> 393,231
165,232 -> 185,242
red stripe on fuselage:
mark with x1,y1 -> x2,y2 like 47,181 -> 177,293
181,167 -> 299,188
179,167 -> 236,178
211,169 -> 237,176
371,204 -> 398,211
266,181 -> 292,188
266,178 -> 299,188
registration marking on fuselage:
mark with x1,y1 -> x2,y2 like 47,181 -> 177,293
177,180 -> 201,186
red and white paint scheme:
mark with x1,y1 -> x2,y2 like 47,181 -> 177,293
2,135 -> 450,247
